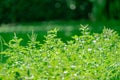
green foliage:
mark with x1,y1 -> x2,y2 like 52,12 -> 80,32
108,0 -> 120,19
0,0 -> 92,23
90,0 -> 120,21
0,0 -> 120,23
0,25 -> 120,80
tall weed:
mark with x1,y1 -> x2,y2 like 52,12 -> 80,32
0,25 -> 120,80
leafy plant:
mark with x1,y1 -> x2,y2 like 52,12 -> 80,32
0,25 -> 120,80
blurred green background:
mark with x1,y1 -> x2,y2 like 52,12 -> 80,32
0,0 -> 120,45
0,0 -> 120,22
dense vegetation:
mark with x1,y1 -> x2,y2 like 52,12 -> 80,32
0,25 -> 120,80
0,0 -> 120,23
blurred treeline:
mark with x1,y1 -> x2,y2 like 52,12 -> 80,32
0,0 -> 120,23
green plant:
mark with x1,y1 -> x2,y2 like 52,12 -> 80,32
0,25 -> 120,80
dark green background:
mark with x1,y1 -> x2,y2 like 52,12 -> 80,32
0,0 -> 120,23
